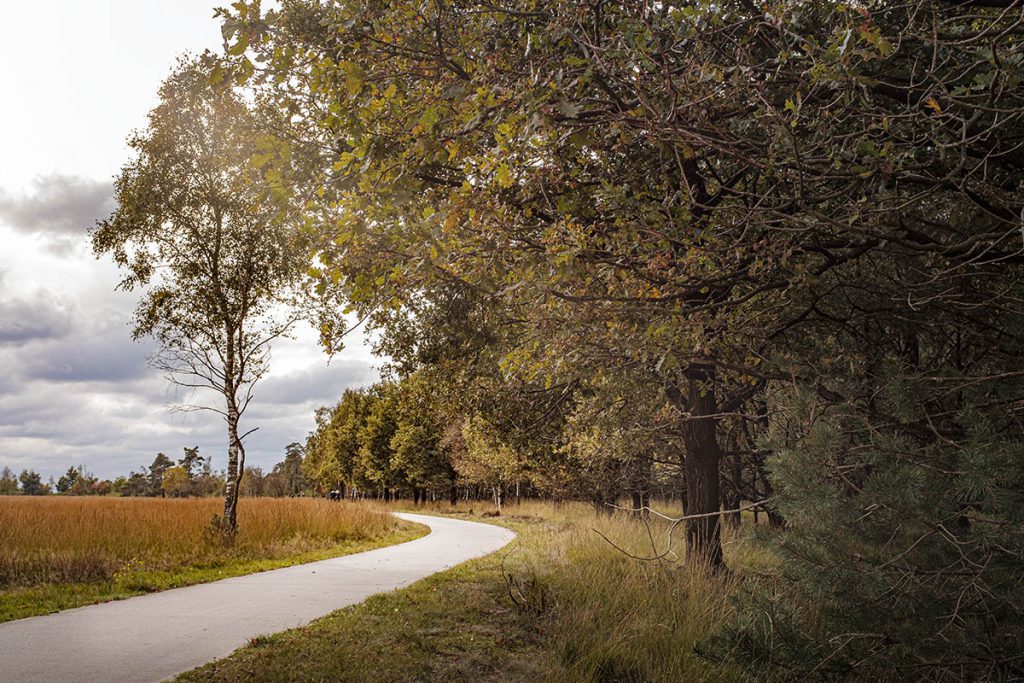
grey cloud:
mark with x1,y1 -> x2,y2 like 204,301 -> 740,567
24,336 -> 152,383
0,174 -> 114,237
0,364 -> 14,396
253,359 -> 377,408
0,355 -> 376,480
0,287 -> 375,479
0,375 -> 223,477
0,374 -> 318,480
0,178 -> 382,481
20,315 -> 152,383
0,289 -> 73,346
0,391 -> 99,442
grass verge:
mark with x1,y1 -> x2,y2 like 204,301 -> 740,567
178,501 -> 772,682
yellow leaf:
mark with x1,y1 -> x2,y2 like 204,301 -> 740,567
495,164 -> 514,188
339,61 -> 364,97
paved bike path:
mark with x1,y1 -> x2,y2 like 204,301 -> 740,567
0,513 -> 515,682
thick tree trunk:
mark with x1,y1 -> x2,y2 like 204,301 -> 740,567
667,364 -> 725,570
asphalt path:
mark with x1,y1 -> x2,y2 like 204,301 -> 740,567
0,512 -> 515,682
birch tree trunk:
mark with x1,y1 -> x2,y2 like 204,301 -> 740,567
223,399 -> 243,530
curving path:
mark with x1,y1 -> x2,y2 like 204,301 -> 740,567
0,512 -> 515,683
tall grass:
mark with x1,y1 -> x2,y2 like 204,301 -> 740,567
0,497 -> 399,588
528,504 -> 768,681
166,499 -> 774,681
406,498 -> 770,681
538,513 -> 735,681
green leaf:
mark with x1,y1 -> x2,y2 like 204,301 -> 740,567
227,33 -> 249,57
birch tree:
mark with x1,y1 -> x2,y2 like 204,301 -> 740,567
93,61 -> 303,532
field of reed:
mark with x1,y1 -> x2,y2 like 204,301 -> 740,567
0,496 -> 402,589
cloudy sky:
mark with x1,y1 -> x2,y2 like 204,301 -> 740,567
0,2 -> 377,481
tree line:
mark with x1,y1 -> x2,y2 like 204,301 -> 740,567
302,370 -> 701,513
302,373 -> 525,508
0,445 -> 307,499
211,0 -> 1023,678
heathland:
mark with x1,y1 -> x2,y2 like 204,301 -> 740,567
0,496 -> 424,623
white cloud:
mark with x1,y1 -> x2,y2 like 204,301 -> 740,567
0,1 -> 225,191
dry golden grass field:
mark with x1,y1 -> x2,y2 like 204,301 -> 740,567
0,496 -> 421,622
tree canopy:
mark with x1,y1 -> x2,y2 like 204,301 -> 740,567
90,0 -> 1024,676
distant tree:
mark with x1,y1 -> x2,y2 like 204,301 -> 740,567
277,443 -> 306,496
69,473 -> 94,496
359,384 -> 402,499
239,466 -> 266,496
301,407 -> 338,496
302,390 -> 371,496
0,466 -> 18,495
191,457 -> 223,497
148,453 -> 174,497
161,466 -> 190,498
458,416 -> 524,511
90,479 -> 112,496
390,372 -> 457,501
179,446 -> 204,481
119,470 -> 150,497
263,469 -> 287,497
56,467 -> 80,494
18,469 -> 47,496
92,60 -> 305,532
